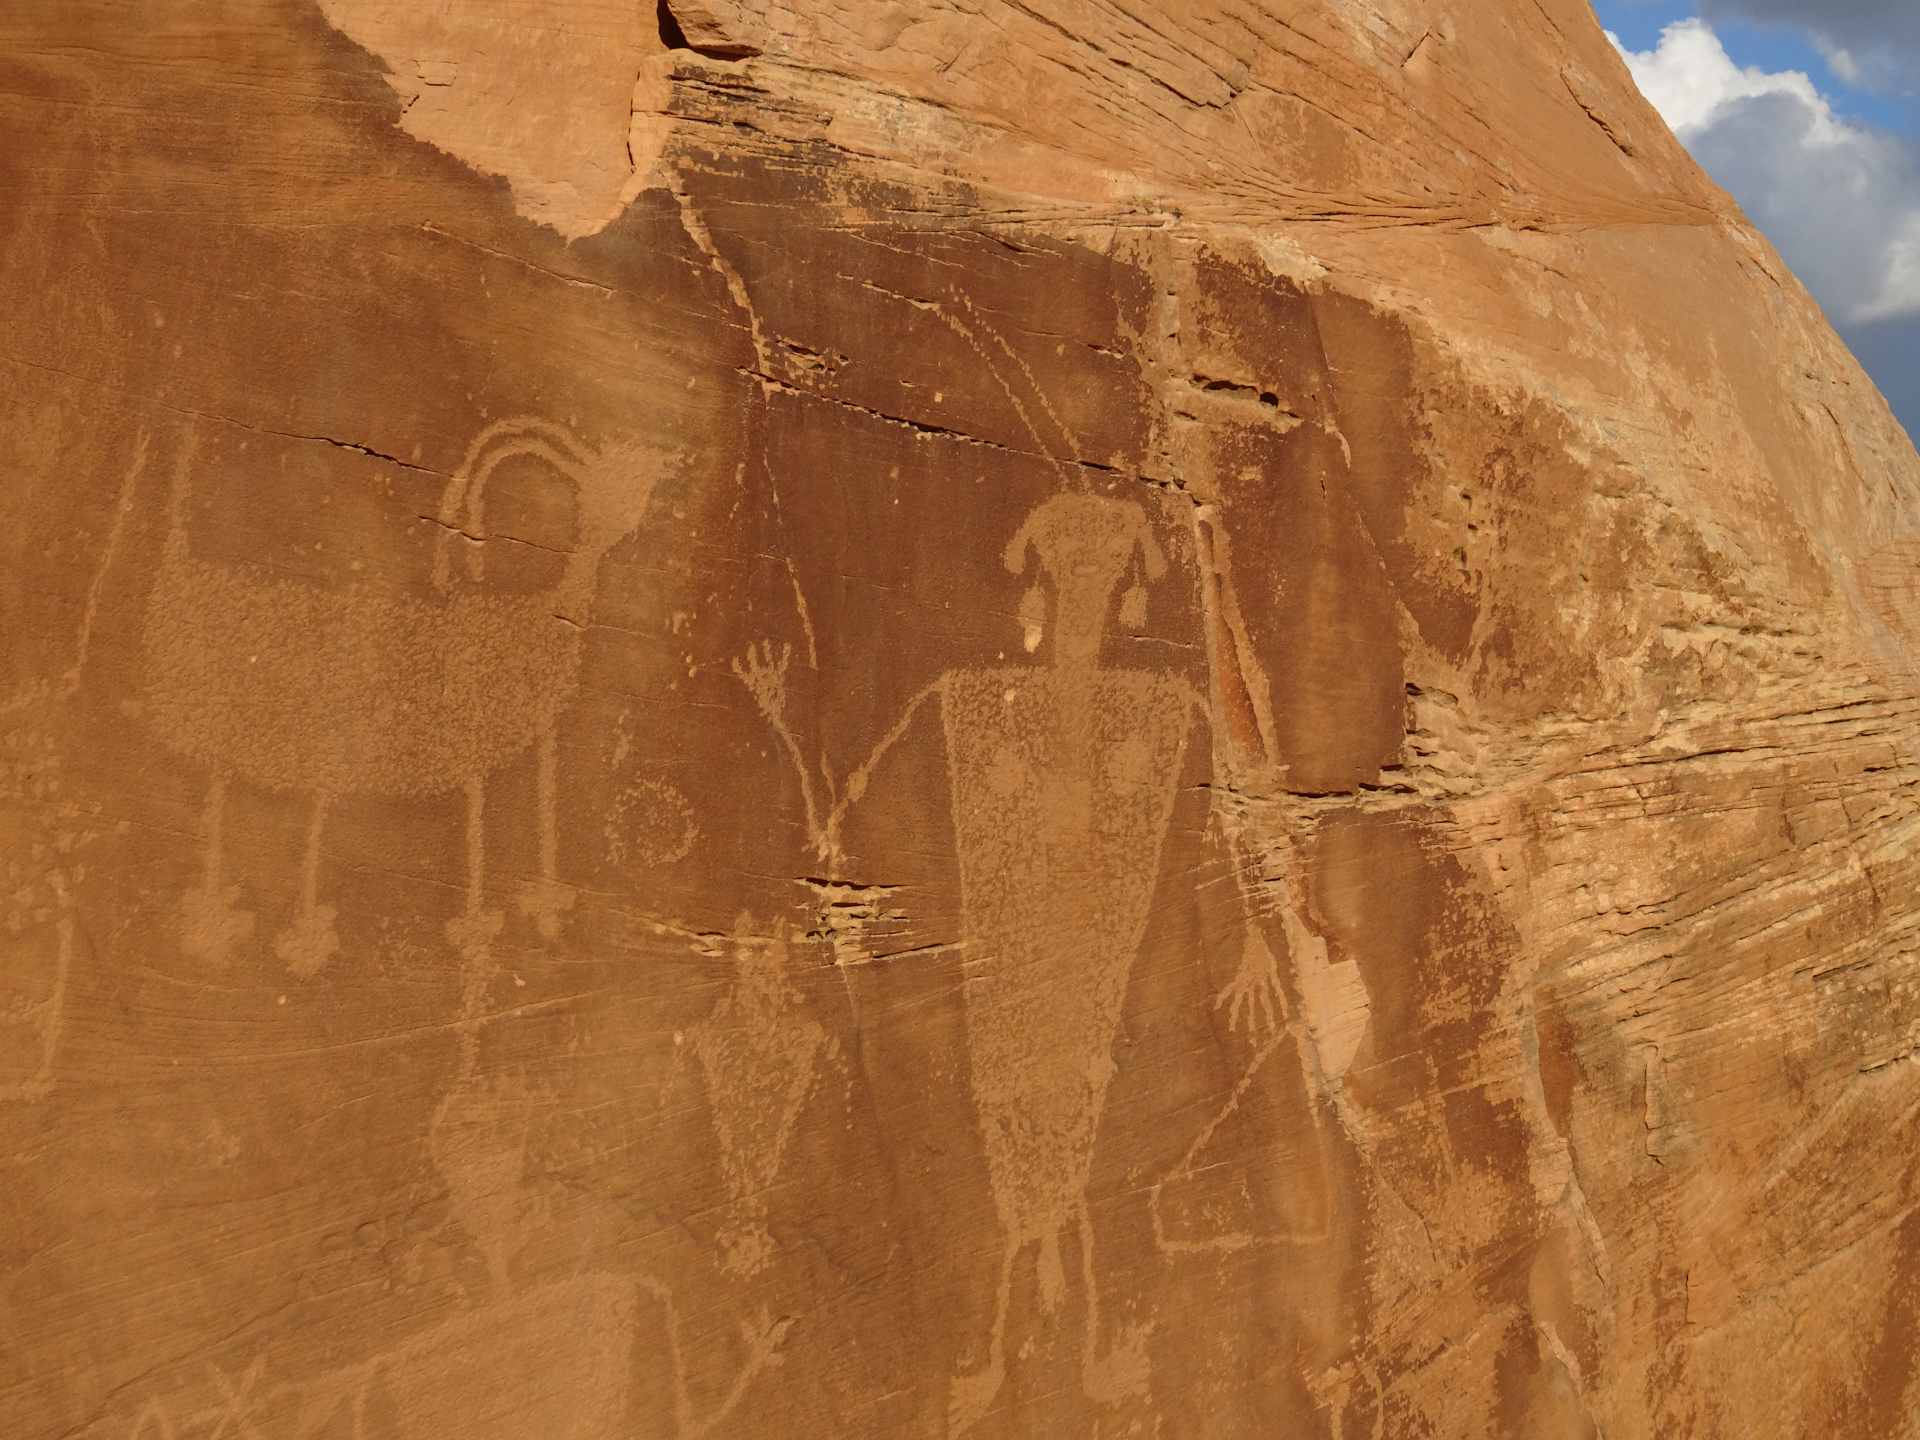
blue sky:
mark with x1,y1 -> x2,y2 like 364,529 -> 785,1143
1590,1 -> 1919,441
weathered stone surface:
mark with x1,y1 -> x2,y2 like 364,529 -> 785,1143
4,2 -> 1918,1436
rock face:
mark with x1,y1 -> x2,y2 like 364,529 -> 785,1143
4,2 -> 1919,1436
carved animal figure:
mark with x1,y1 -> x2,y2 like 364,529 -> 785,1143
142,418 -> 664,976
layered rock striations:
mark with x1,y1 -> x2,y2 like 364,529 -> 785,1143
3,1 -> 1919,1435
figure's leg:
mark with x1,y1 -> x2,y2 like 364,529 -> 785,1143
689,1307 -> 792,1440
276,793 -> 339,978
445,775 -> 503,1072
179,772 -> 254,965
638,1275 -> 699,1440
516,720 -> 573,942
949,1234 -> 1020,1435
1078,1202 -> 1151,1406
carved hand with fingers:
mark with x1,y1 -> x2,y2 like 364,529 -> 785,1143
731,640 -> 794,721
1215,922 -> 1288,1041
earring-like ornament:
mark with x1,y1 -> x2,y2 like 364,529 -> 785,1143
1019,582 -> 1047,652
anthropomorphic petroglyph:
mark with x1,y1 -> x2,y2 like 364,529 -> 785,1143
932,495 -> 1190,1428
685,914 -> 838,1277
141,418 -> 667,980
148,1071 -> 630,1440
153,1066 -> 788,1440
740,491 -> 1308,1430
1141,506 -> 1364,1259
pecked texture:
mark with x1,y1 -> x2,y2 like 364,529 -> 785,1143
3,1 -> 1919,1436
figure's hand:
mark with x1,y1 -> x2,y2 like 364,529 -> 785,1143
730,640 -> 793,718
731,640 -> 791,696
1215,925 -> 1286,1041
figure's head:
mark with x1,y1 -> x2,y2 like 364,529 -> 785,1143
576,434 -> 675,551
1002,493 -> 1166,667
726,911 -> 797,1021
438,418 -> 672,594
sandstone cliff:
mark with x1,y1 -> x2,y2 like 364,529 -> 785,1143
4,1 -> 1919,1436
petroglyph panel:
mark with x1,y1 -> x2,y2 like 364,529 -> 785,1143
146,417 -> 671,980
9,3 -> 1920,1437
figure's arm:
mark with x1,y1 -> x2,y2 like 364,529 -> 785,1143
1184,680 -> 1291,1041
731,640 -> 813,807
731,639 -> 941,870
1208,816 -> 1289,1042
819,679 -> 942,860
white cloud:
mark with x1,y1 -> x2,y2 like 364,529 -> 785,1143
1611,20 -> 1920,324
1817,40 -> 1863,87
1608,19 -> 1840,139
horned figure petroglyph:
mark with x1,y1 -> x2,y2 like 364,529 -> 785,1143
737,492 -> 1294,1432
685,914 -> 838,1277
143,418 -> 665,982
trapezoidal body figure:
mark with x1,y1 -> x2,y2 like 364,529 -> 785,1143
757,494 -> 1194,1430
142,418 -> 664,980
943,495 -> 1193,1428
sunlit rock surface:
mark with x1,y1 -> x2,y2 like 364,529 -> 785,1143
4,1 -> 1919,1435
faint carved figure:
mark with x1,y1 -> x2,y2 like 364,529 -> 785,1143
740,494 -> 1293,1431
230,1065 -> 785,1439
1187,505 -> 1372,1086
142,419 -> 665,980
686,914 -> 838,1277
124,1357 -> 268,1440
0,440 -> 141,1103
2,721 -> 110,1102
123,937 -> 786,1438
0,917 -> 71,1104
231,1070 -> 633,1439
1135,505 -> 1358,1261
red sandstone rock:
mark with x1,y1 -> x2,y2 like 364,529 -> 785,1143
3,2 -> 1918,1436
